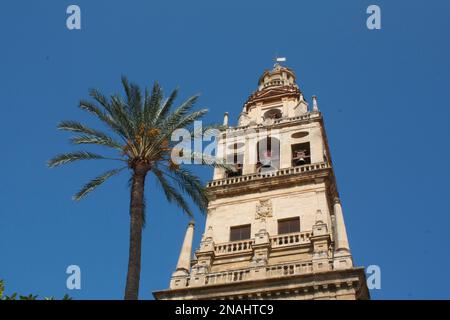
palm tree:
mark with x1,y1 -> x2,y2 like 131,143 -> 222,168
48,77 -> 221,300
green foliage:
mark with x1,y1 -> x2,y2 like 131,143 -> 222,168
19,294 -> 38,300
0,279 -> 71,300
62,294 -> 72,300
0,279 -> 4,298
73,167 -> 126,201
48,151 -> 119,168
48,76 -> 224,217
4,293 -> 17,300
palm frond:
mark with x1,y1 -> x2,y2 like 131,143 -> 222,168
172,109 -> 208,131
189,151 -> 233,171
152,88 -> 178,125
86,89 -> 134,139
144,82 -> 163,124
58,120 -> 104,136
88,88 -> 114,114
50,78 -> 218,219
158,95 -> 199,130
70,135 -> 123,150
160,166 -> 209,214
121,76 -> 143,123
47,151 -> 122,168
121,76 -> 132,102
192,123 -> 227,139
129,83 -> 143,123
147,108 -> 208,158
58,121 -> 123,150
152,167 -> 193,217
73,167 -> 126,200
78,100 -> 127,138
110,94 -> 136,138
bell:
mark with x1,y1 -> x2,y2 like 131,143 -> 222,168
262,160 -> 271,168
295,157 -> 306,165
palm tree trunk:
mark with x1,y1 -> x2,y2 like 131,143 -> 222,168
124,169 -> 146,300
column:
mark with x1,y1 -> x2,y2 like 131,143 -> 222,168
170,221 -> 195,288
333,198 -> 353,270
333,198 -> 349,251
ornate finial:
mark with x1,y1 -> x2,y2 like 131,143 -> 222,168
273,56 -> 286,68
315,209 -> 325,224
201,225 -> 214,242
223,112 -> 229,126
312,95 -> 319,112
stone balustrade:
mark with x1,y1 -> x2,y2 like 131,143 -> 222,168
214,239 -> 254,255
201,261 -> 313,286
272,112 -> 318,125
265,261 -> 313,277
212,231 -> 311,257
224,112 -> 320,133
270,231 -> 312,248
179,231 -> 317,288
205,268 -> 252,285
207,162 -> 329,188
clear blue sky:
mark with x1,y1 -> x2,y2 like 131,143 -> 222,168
1,0 -> 449,300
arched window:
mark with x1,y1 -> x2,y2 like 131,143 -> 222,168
291,142 -> 311,166
263,109 -> 282,120
256,136 -> 280,172
226,142 -> 243,177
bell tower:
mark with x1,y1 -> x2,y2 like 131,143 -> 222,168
154,63 -> 369,300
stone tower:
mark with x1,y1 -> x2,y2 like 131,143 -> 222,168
154,63 -> 369,300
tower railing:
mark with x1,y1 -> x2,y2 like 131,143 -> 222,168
212,231 -> 312,257
202,260 -> 314,286
205,268 -> 252,285
270,231 -> 312,248
214,239 -> 254,255
207,162 -> 330,187
265,261 -> 313,277
225,111 -> 321,133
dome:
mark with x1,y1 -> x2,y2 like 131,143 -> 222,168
243,62 -> 302,112
257,63 -> 298,91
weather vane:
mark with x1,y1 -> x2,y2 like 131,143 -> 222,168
274,56 -> 286,67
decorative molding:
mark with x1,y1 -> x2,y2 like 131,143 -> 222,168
256,199 -> 273,220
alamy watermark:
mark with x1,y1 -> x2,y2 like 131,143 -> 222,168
64,6 -> 381,32
170,121 -> 286,172
66,5 -> 81,30
66,265 -> 81,290
367,5 -> 381,30
367,265 -> 381,290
